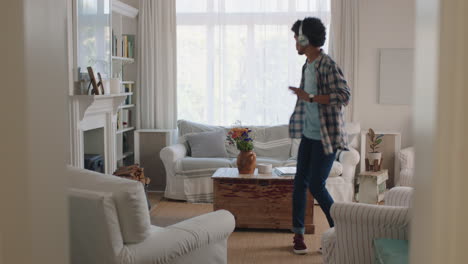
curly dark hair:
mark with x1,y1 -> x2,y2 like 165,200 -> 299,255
291,17 -> 326,47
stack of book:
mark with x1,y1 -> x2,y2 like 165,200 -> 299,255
273,167 -> 296,176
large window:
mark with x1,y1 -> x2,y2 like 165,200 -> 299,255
177,0 -> 330,126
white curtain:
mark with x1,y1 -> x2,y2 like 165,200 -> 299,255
329,0 -> 359,122
176,0 -> 331,126
137,0 -> 177,129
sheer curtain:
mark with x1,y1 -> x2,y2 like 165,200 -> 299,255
176,0 -> 330,126
137,0 -> 177,129
329,0 -> 359,122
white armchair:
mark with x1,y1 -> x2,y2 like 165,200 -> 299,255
68,166 -> 235,264
321,187 -> 413,264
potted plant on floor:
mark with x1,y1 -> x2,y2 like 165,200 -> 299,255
367,128 -> 384,171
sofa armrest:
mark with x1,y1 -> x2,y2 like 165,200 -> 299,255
337,147 -> 360,167
126,210 -> 235,264
330,202 -> 410,264
160,143 -> 188,163
385,187 -> 413,207
337,147 -> 360,182
160,143 -> 188,176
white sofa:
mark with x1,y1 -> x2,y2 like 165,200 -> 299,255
321,187 -> 413,264
160,120 -> 361,203
67,166 -> 235,264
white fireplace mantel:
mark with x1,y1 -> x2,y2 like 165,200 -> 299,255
69,94 -> 129,174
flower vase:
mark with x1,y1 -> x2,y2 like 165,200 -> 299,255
237,150 -> 257,174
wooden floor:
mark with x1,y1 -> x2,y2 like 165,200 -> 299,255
148,192 -> 328,264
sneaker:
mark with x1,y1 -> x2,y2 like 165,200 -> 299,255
293,234 -> 308,255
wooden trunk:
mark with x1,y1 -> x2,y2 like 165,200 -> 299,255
213,169 -> 314,234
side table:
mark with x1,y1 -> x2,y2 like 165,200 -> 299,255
358,169 -> 388,204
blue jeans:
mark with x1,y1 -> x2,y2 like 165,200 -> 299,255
292,137 -> 336,234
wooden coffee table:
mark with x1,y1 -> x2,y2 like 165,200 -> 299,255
212,168 -> 314,234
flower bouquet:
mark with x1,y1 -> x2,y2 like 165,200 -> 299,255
226,126 -> 256,174
226,127 -> 254,151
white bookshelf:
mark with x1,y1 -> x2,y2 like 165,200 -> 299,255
112,56 -> 135,63
112,0 -> 138,168
116,127 -> 135,134
119,104 -> 135,109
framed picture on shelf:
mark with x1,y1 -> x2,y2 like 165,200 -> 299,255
86,66 -> 105,95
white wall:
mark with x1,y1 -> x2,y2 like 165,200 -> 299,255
0,0 -> 69,263
357,0 -> 415,148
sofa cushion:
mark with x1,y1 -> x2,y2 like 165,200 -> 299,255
226,125 -> 292,159
185,130 -> 228,158
178,119 -> 224,135
250,125 -> 291,160
176,157 -> 233,173
177,120 -> 232,156
68,166 -> 151,244
178,120 -> 292,159
290,138 -> 301,158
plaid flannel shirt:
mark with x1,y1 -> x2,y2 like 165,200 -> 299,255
289,51 -> 351,155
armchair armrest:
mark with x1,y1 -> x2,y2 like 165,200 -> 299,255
127,210 -> 235,264
332,202 -> 410,228
160,143 -> 188,163
168,209 -> 235,243
385,187 -> 413,207
330,202 -> 410,264
68,188 -> 124,264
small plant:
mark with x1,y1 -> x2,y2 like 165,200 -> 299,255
226,122 -> 254,152
367,128 -> 384,153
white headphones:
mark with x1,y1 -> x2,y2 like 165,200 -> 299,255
297,20 -> 310,46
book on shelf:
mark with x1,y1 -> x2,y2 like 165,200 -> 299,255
123,83 -> 133,92
123,83 -> 133,104
122,34 -> 135,58
273,167 -> 296,176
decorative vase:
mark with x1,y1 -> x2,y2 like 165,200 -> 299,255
366,152 -> 383,172
237,150 -> 257,174
368,152 -> 382,162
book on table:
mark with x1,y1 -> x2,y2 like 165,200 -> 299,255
273,167 -> 296,176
